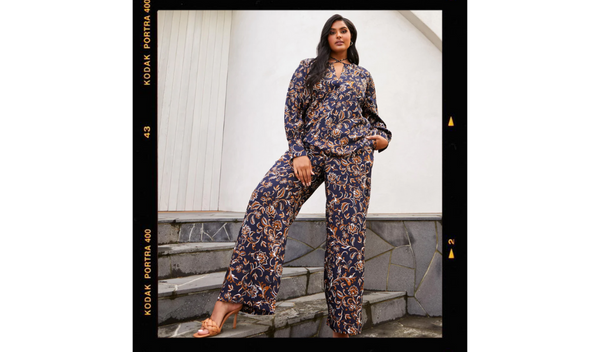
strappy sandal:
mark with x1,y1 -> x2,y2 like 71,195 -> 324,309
193,306 -> 243,338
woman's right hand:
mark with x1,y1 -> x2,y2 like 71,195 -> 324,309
292,156 -> 314,187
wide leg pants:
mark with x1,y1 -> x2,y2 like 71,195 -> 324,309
217,144 -> 374,335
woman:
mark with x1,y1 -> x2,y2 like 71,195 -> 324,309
194,14 -> 391,338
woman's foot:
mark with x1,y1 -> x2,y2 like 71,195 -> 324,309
195,300 -> 243,337
333,331 -> 350,338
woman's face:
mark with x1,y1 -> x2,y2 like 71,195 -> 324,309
327,20 -> 352,55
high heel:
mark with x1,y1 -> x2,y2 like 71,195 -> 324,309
193,306 -> 243,338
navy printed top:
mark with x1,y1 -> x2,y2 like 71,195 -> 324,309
284,58 -> 392,158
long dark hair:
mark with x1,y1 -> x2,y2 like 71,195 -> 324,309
306,14 -> 359,92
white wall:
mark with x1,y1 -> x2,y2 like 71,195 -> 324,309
219,10 -> 442,214
412,10 -> 443,41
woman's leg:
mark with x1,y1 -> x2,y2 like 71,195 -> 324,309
323,147 -> 374,337
196,150 -> 325,335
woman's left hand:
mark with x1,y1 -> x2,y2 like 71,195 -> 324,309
367,135 -> 389,151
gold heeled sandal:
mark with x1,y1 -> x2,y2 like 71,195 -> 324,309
193,306 -> 243,338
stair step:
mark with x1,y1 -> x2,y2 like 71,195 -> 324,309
156,212 -> 443,319
158,242 -> 235,279
352,315 -> 442,338
158,240 -> 328,280
158,266 -> 325,326
158,290 -> 407,338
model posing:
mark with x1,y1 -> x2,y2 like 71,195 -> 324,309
194,14 -> 392,338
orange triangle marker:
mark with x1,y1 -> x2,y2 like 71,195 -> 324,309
448,117 -> 454,126
449,249 -> 455,259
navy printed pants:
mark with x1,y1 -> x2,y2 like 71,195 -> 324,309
217,144 -> 374,335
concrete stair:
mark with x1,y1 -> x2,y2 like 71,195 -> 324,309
157,211 -> 442,337
157,240 -> 408,337
158,265 -> 326,325
158,290 -> 407,338
158,242 -> 235,280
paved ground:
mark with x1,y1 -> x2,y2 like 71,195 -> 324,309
352,316 -> 442,338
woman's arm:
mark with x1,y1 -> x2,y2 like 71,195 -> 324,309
284,60 -> 310,158
285,60 -> 314,186
362,71 -> 392,152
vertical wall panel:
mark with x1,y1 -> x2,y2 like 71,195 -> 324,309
210,11 -> 232,209
168,11 -> 195,209
164,12 -> 189,209
175,11 -> 202,210
158,11 -> 232,211
192,12 -> 216,210
184,11 -> 210,210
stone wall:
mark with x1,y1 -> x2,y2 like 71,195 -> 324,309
280,218 -> 442,317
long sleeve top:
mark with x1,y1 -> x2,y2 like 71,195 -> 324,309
284,58 -> 392,158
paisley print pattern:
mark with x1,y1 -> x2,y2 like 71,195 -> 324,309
322,146 -> 373,335
285,58 -> 392,158
216,58 -> 391,336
